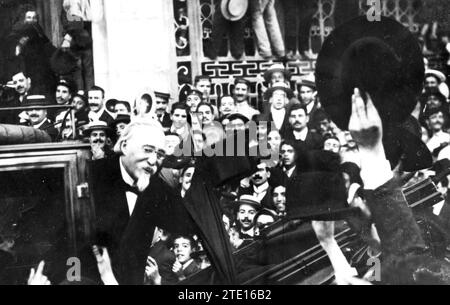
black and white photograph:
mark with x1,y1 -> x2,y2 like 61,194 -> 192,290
0,0 -> 449,291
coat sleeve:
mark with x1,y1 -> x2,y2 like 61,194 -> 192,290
364,178 -> 450,284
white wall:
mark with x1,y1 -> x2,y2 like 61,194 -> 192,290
91,0 -> 178,105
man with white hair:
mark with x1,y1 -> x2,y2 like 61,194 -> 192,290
90,119 -> 256,284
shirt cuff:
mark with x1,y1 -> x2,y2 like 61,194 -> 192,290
360,158 -> 393,190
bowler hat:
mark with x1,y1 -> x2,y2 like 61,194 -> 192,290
221,0 -> 248,22
316,16 -> 424,131
110,114 -> 131,130
316,16 -> 429,171
106,99 -> 131,113
264,82 -> 295,100
263,64 -> 292,83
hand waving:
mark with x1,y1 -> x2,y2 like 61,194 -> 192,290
28,261 -> 51,285
348,88 -> 383,153
93,245 -> 118,285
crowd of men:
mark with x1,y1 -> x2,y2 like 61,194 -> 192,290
2,3 -> 450,286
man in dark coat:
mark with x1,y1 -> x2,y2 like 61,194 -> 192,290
89,120 -> 257,284
23,95 -> 58,142
283,104 -> 323,151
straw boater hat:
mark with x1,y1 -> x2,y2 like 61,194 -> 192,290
82,120 -> 113,137
235,194 -> 261,212
264,81 -> 295,100
297,73 -> 316,90
263,64 -> 292,83
221,0 -> 249,21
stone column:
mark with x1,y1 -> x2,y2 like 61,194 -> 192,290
91,0 -> 179,104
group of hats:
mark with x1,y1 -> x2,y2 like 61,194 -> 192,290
82,114 -> 132,138
263,63 -> 316,100
316,15 -> 432,172
230,16 -> 435,222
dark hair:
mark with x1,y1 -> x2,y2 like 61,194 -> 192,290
194,75 -> 211,85
323,134 -> 340,144
288,103 -> 308,117
219,95 -> 236,107
312,108 -> 330,122
234,77 -> 251,88
172,234 -> 197,252
16,3 -> 37,23
171,102 -> 189,115
340,162 -> 363,186
115,100 -> 131,113
196,102 -> 214,113
89,85 -> 105,98
140,94 -> 153,111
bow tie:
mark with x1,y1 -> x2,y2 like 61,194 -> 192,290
240,233 -> 254,240
122,181 -> 140,195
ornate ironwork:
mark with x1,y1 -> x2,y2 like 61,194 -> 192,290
173,0 -> 422,108
174,0 -> 191,57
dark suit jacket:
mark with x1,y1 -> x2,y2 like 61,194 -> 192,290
0,93 -> 22,125
239,185 -> 274,210
266,110 -> 290,136
37,120 -> 58,142
98,110 -> 115,126
283,128 -> 323,151
90,151 -> 257,285
365,177 -> 450,284
91,156 -> 196,285
180,260 -> 201,280
148,240 -> 178,285
158,112 -> 172,130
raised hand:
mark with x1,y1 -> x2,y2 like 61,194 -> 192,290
92,245 -> 118,285
144,256 -> 162,285
91,144 -> 106,160
349,88 -> 393,189
172,258 -> 183,275
28,261 -> 51,285
348,88 -> 383,153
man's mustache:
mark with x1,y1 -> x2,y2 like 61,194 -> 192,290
92,139 -> 105,144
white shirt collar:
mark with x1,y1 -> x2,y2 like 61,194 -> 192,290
253,182 -> 269,194
284,165 -> 296,178
271,108 -> 285,130
306,102 -> 315,114
33,118 -> 48,129
293,127 -> 308,141
89,108 -> 107,122
241,227 -> 255,238
119,158 -> 138,216
119,157 -> 135,187
182,259 -> 194,270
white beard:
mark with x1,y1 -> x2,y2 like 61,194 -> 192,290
136,172 -> 151,193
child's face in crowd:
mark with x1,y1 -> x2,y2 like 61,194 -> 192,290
173,237 -> 193,264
